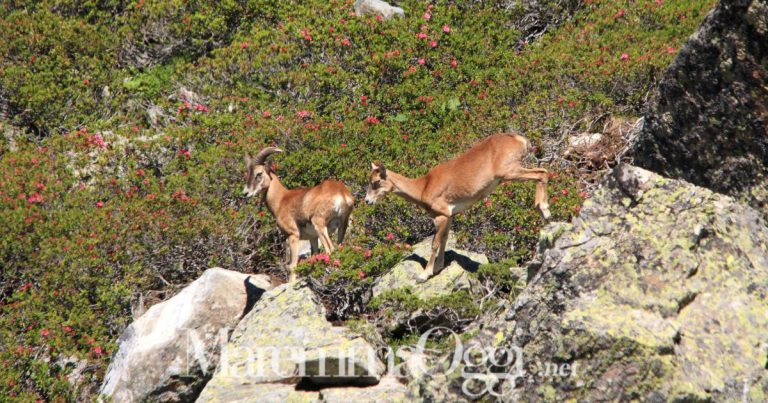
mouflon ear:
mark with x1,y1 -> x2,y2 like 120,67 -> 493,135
245,153 -> 253,166
376,161 -> 387,179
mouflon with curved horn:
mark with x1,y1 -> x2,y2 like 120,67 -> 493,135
244,147 -> 354,282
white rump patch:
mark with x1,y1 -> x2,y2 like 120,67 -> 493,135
333,196 -> 343,214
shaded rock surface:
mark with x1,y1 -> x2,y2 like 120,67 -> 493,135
100,268 -> 273,402
412,165 -> 768,402
197,282 -> 386,402
632,0 -> 768,216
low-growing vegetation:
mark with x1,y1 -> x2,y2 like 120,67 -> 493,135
0,0 -> 715,399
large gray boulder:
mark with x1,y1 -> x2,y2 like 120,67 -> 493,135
100,268 -> 273,402
411,165 -> 768,401
632,0 -> 768,216
197,282 -> 386,401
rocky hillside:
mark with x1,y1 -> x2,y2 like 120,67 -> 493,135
418,164 -> 768,401
633,0 -> 768,216
0,0 -> 749,401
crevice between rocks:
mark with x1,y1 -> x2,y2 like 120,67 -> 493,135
676,291 -> 698,315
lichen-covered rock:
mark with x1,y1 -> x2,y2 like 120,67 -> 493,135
197,282 -> 386,402
197,383 -> 320,403
319,376 -> 408,402
353,0 -> 404,20
372,235 -> 487,300
422,165 -> 768,401
632,0 -> 768,216
99,268 -> 273,402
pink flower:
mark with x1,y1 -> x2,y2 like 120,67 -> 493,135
93,346 -> 103,356
386,232 -> 394,240
297,110 -> 313,118
450,59 -> 458,68
89,133 -> 107,149
655,0 -> 663,5
40,329 -> 49,337
417,58 -> 426,65
178,149 -> 191,158
579,191 -> 589,198
240,42 -> 248,49
416,32 -> 428,40
341,143 -> 347,149
262,110 -> 272,118
360,95 -> 368,106
423,12 -> 431,20
300,28 -> 312,41
442,25 -> 451,33
485,198 -> 492,208
667,46 -> 676,54
27,193 -> 44,204
616,9 -> 624,18
364,249 -> 372,258
561,188 -> 570,196
365,116 -> 380,124
341,38 -> 351,46
96,201 -> 104,208
620,53 -> 630,61
405,244 -> 411,250
358,271 -> 366,279
430,41 -> 438,48
333,259 -> 341,267
63,326 -> 73,333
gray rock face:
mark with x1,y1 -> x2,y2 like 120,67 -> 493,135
100,268 -> 273,402
354,0 -> 404,20
413,165 -> 768,401
372,235 -> 486,300
197,282 -> 386,401
320,376 -> 408,402
632,0 -> 768,215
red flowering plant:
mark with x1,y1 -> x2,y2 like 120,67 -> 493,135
296,244 -> 404,320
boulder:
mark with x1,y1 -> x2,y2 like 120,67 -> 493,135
99,268 -> 273,402
319,376 -> 408,402
354,0 -> 404,20
632,0 -> 768,216
196,383 -> 320,403
415,165 -> 768,401
372,235 -> 487,300
197,282 -> 386,401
